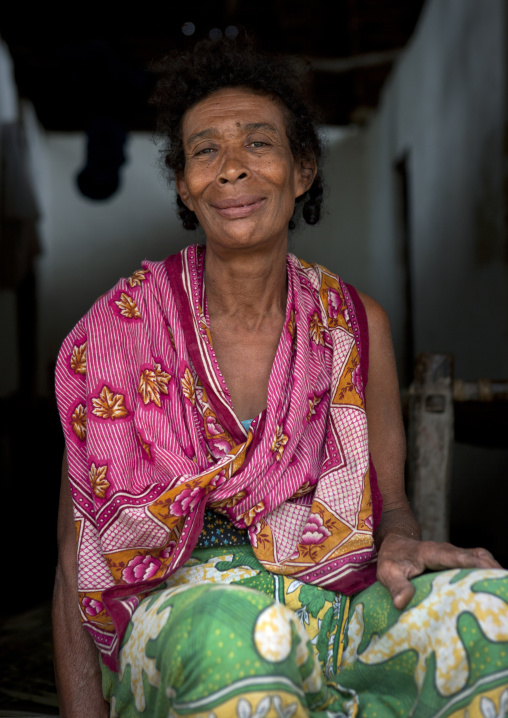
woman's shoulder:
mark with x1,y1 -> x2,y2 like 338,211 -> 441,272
354,290 -> 390,331
351,289 -> 393,361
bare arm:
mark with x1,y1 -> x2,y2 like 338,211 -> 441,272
53,450 -> 110,718
359,292 -> 419,543
360,292 -> 501,609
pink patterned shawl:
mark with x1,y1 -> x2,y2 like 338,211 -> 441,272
55,244 -> 381,670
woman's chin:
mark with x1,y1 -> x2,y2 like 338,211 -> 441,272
207,234 -> 287,255
204,221 -> 289,253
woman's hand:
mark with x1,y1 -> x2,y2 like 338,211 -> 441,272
377,532 -> 501,610
360,293 -> 502,610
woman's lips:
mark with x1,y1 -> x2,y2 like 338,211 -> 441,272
211,196 -> 266,218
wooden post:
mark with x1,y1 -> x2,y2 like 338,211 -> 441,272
407,353 -> 454,542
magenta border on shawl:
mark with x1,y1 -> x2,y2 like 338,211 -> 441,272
294,551 -> 377,595
344,282 -> 369,388
344,282 -> 383,533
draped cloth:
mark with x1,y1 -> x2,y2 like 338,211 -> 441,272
55,244 -> 381,670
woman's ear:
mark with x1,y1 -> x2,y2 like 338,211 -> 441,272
295,157 -> 317,199
175,174 -> 194,211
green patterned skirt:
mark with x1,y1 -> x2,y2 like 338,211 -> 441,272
101,540 -> 508,717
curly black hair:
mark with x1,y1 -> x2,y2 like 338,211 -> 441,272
151,37 -> 323,231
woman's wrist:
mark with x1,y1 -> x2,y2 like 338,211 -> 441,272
374,506 -> 421,550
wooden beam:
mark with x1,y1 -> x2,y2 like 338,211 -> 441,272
307,48 -> 402,74
407,353 -> 454,542
453,379 -> 508,402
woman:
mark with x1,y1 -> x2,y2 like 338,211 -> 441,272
54,39 -> 508,717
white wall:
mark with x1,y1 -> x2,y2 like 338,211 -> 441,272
37,133 -> 192,393
292,126 -> 370,291
357,0 -> 507,560
368,0 -> 507,380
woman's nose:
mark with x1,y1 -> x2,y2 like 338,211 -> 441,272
217,149 -> 250,184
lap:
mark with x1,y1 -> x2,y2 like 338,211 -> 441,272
101,581 -> 340,717
101,548 -> 508,718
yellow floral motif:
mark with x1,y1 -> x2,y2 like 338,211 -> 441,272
138,363 -> 171,406
470,687 -> 508,718
309,312 -> 326,346
92,386 -> 129,420
271,424 -> 289,462
154,363 -> 171,389
343,569 -> 508,698
89,463 -> 109,498
70,342 -> 87,375
138,433 -> 152,460
71,404 -> 87,440
209,489 -> 247,511
181,367 -> 195,405
307,394 -> 323,422
115,292 -> 141,319
291,481 -> 314,499
242,501 -> 265,527
127,269 -> 149,287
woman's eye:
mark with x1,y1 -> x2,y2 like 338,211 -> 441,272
195,147 -> 215,156
250,141 -> 267,148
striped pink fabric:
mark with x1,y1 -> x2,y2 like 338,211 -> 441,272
55,244 -> 380,669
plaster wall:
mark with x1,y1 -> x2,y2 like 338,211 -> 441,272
36,133 -> 191,392
366,0 -> 507,379
292,126 -> 370,291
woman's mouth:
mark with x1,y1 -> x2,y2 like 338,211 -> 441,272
211,196 -> 266,218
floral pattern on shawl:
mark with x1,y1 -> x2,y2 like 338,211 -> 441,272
114,292 -> 142,319
70,341 -> 87,375
138,363 -> 171,407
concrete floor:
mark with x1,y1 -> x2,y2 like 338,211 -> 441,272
0,603 -> 58,716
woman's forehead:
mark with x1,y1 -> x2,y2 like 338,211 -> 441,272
182,88 -> 288,139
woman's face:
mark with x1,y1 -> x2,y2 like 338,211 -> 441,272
176,88 -> 315,254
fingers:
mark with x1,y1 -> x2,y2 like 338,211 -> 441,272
392,581 -> 415,610
377,559 -> 416,610
420,542 -> 502,571
470,547 -> 502,569
376,536 -> 503,611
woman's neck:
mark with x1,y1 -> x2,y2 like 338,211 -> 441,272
204,243 -> 288,327
203,242 -> 289,419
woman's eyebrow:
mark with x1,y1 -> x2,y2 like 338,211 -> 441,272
245,122 -> 278,133
186,128 -> 218,146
